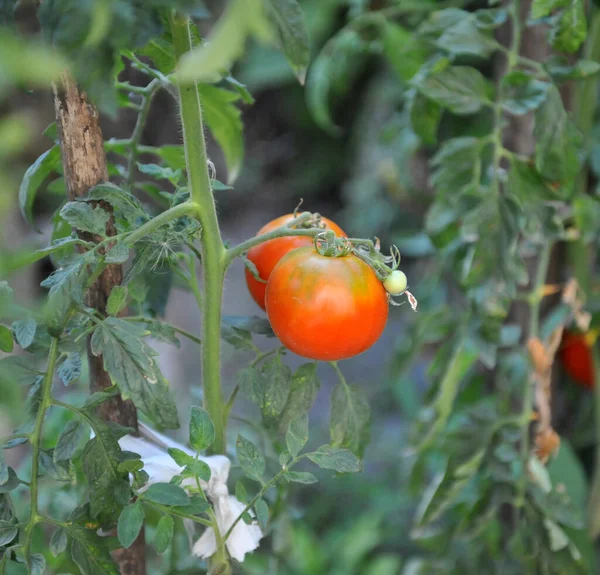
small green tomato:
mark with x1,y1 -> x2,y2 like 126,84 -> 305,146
383,270 -> 407,295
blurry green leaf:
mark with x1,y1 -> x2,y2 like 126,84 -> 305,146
0,325 -> 12,353
198,85 -> 244,183
137,163 -> 182,185
545,57 -> 600,80
58,352 -> 82,386
502,72 -> 550,115
235,480 -> 249,503
189,406 -> 215,452
29,553 -> 45,575
236,434 -> 265,482
145,483 -> 190,506
532,0 -> 569,18
50,527 -> 68,557
330,379 -> 370,457
182,458 -> 211,482
534,85 -> 580,184
255,498 -> 269,530
18,145 -> 61,230
222,315 -> 274,336
0,467 -> 18,493
265,0 -> 310,84
139,36 -> 175,74
105,242 -> 130,264
574,195 -> 600,242
90,317 -> 179,428
0,451 -> 6,485
383,23 -> 428,82
60,202 -> 110,235
154,515 -> 174,554
474,7 -> 508,28
436,18 -> 496,57
550,0 -> 586,53
307,445 -> 361,473
0,356 -> 39,386
415,66 -> 491,115
177,0 -> 271,83
117,501 -> 145,549
544,517 -> 570,551
284,471 -> 317,484
55,419 -> 87,463
106,286 -> 128,316
419,8 -> 468,35
286,414 -> 308,458
409,92 -> 441,145
306,28 -> 368,134
278,363 -> 320,433
84,183 -> 147,224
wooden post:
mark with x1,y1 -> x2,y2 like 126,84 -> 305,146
53,73 -> 147,574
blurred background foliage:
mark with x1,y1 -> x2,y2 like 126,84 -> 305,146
2,0 -> 600,573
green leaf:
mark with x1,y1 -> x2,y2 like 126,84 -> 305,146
90,317 -> 179,428
532,0 -> 569,19
70,528 -> 119,575
105,242 -> 130,264
0,520 -> 17,546
197,85 -> 244,183
189,406 -> 215,452
307,445 -> 361,473
183,459 -> 211,482
139,36 -> 175,75
0,325 -> 13,353
415,66 -> 491,115
0,356 -> 39,386
409,92 -> 441,145
265,0 -> 310,84
106,286 -> 128,316
29,553 -> 45,575
55,419 -> 87,462
117,501 -> 145,549
177,0 -> 271,83
550,0 -> 586,53
50,527 -> 68,557
0,468 -> 19,493
286,414 -> 308,458
11,318 -> 36,349
19,145 -> 61,230
383,23 -> 428,83
236,434 -> 265,482
330,380 -> 370,457
168,448 -> 193,467
0,450 -> 7,485
284,470 -> 318,484
436,18 -> 496,57
153,515 -> 174,554
60,202 -> 110,236
545,57 -> 600,81
278,363 -> 320,433
474,7 -> 508,28
84,183 -> 147,225
145,483 -> 190,507
501,72 -> 550,115
58,352 -> 82,386
255,498 -> 269,530
534,84 -> 580,184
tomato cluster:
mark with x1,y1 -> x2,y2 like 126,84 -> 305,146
244,214 -> 396,361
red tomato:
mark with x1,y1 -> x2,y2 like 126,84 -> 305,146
245,214 -> 346,310
265,247 -> 388,361
559,330 -> 594,389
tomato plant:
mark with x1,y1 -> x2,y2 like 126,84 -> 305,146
266,246 -> 388,360
245,213 -> 346,310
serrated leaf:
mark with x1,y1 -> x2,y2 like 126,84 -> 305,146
154,515 -> 174,554
11,317 -> 36,349
415,66 -> 491,115
105,242 -> 130,264
58,352 -> 82,386
278,363 -> 320,433
19,145 -> 61,230
550,0 -> 586,53
0,326 -> 12,353
117,501 -> 145,549
50,527 -> 68,557
55,419 -> 87,462
183,459 -> 211,482
265,0 -> 310,84
106,285 -> 128,315
189,406 -> 215,452
236,434 -> 265,482
255,498 -> 269,530
70,528 -> 119,575
83,183 -> 147,225
198,84 -> 244,184
0,520 -> 17,546
284,470 -> 317,484
60,202 -> 110,236
330,381 -> 371,457
145,483 -> 190,506
90,317 -> 179,428
286,414 -> 308,458
0,356 -> 39,386
307,445 -> 361,473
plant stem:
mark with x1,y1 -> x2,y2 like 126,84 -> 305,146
126,79 -> 161,191
171,14 -> 228,459
22,337 -> 60,564
125,202 -> 197,246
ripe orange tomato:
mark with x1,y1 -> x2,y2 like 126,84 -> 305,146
558,330 -> 595,389
265,247 -> 388,361
245,214 -> 346,311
